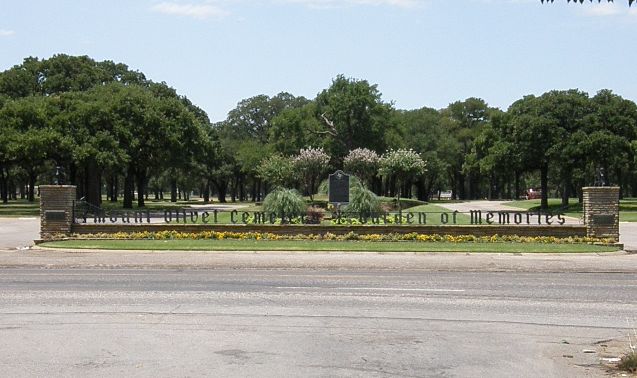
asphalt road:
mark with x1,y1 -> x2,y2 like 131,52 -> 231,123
0,268 -> 635,377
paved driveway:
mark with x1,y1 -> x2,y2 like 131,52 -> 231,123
620,222 -> 637,251
436,200 -> 581,225
0,218 -> 39,249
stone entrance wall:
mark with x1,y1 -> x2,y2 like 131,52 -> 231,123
39,185 -> 76,240
582,187 -> 620,241
38,185 -> 620,242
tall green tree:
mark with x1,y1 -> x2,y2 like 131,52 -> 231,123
440,98 -> 491,200
314,75 -> 394,164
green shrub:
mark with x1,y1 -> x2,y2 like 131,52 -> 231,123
619,351 -> 637,373
263,188 -> 306,218
345,185 -> 381,216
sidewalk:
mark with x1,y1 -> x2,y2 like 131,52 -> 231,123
1,248 -> 636,273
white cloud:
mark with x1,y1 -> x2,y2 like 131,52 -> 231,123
580,2 -> 637,21
150,0 -> 423,19
0,29 -> 16,37
583,2 -> 621,17
151,2 -> 229,19
280,0 -> 424,8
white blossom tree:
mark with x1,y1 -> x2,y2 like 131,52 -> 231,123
343,148 -> 379,187
378,149 -> 427,206
293,147 -> 330,201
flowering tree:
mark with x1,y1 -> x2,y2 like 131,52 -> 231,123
343,148 -> 379,187
293,147 -> 330,201
257,154 -> 295,189
378,149 -> 427,206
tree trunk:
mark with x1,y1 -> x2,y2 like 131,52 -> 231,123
123,169 -> 134,209
616,168 -> 623,199
416,179 -> 428,201
0,166 -> 7,204
214,180 -> 227,203
457,172 -> 466,200
561,180 -> 569,208
203,181 -> 210,203
540,164 -> 549,210
106,177 -> 113,202
69,163 -> 77,188
85,160 -> 101,208
136,170 -> 146,208
239,176 -> 245,202
170,180 -> 177,203
231,177 -> 237,203
28,171 -> 36,202
9,181 -> 16,200
111,176 -> 118,202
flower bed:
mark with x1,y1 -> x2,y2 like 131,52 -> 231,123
61,231 -> 613,245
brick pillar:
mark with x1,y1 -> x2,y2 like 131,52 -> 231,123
582,186 -> 620,242
39,185 -> 77,239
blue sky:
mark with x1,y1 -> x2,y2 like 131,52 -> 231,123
1,0 -> 635,121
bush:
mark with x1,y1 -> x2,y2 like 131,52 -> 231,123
306,206 -> 325,224
258,154 -> 295,188
619,352 -> 637,373
345,186 -> 381,216
263,188 -> 306,218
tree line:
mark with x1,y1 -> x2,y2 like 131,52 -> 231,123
1,55 -> 636,210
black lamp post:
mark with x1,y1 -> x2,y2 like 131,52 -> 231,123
594,167 -> 608,187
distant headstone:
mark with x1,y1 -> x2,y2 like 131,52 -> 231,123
328,170 -> 350,204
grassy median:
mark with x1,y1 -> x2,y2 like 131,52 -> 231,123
40,239 -> 620,253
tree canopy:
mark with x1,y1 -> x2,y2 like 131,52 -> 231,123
2,55 -> 636,210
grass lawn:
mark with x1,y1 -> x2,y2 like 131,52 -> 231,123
41,239 -> 619,253
504,198 -> 582,218
99,198 -> 210,211
404,203 -> 472,225
0,200 -> 40,217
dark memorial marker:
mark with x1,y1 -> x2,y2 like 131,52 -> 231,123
328,170 -> 350,204
592,214 -> 615,226
45,210 -> 66,221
